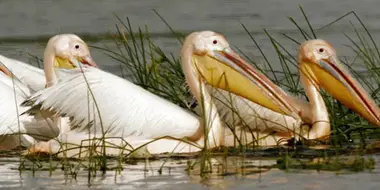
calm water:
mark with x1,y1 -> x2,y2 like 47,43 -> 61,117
1,155 -> 380,190
1,0 -> 380,73
1,0 -> 380,189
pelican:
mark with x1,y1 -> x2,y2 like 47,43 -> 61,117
0,34 -> 98,150
298,39 -> 380,127
32,34 -> 99,137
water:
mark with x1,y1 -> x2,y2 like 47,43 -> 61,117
1,0 -> 380,189
1,0 -> 380,72
0,155 -> 379,190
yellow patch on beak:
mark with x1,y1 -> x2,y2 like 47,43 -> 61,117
54,57 -> 76,69
192,54 -> 289,115
299,62 -> 320,91
301,62 -> 378,125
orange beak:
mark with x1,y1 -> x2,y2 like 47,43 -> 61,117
0,64 -> 12,77
191,47 -> 300,119
300,54 -> 380,126
80,55 -> 98,68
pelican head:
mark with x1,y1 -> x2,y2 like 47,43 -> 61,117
182,31 -> 299,118
299,39 -> 380,126
44,34 -> 97,69
43,34 -> 98,87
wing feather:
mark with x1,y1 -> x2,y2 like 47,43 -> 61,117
200,86 -> 300,133
0,73 -> 58,148
25,67 -> 200,139
0,55 -> 46,92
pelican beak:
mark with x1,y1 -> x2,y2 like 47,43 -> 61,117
0,63 -> 12,77
192,47 -> 298,117
76,55 -> 98,68
54,56 -> 76,69
55,55 -> 98,69
0,62 -> 25,85
300,55 -> 380,126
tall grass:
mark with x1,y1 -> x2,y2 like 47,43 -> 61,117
93,16 -> 194,110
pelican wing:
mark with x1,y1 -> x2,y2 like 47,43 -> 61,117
0,75 -> 29,135
0,73 -> 58,148
0,55 -> 46,92
24,67 -> 200,139
211,89 -> 299,132
192,86 -> 301,134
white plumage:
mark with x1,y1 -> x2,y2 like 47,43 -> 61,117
199,88 -> 304,146
28,67 -> 200,138
0,72 -> 58,149
25,67 -> 202,155
208,88 -> 301,132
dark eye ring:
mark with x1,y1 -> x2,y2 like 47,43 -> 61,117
213,40 -> 217,44
319,48 -> 324,53
75,45 -> 80,49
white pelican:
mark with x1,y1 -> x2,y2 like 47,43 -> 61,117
0,34 -> 98,150
30,34 -> 99,138
298,39 -> 380,127
184,32 -> 309,146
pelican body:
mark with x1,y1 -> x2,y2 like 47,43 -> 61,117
0,63 -> 58,149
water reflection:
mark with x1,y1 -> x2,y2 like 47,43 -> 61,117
0,155 -> 375,189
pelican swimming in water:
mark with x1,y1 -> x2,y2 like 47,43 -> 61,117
0,34 -> 98,150
298,39 -> 380,127
208,38 -> 380,146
